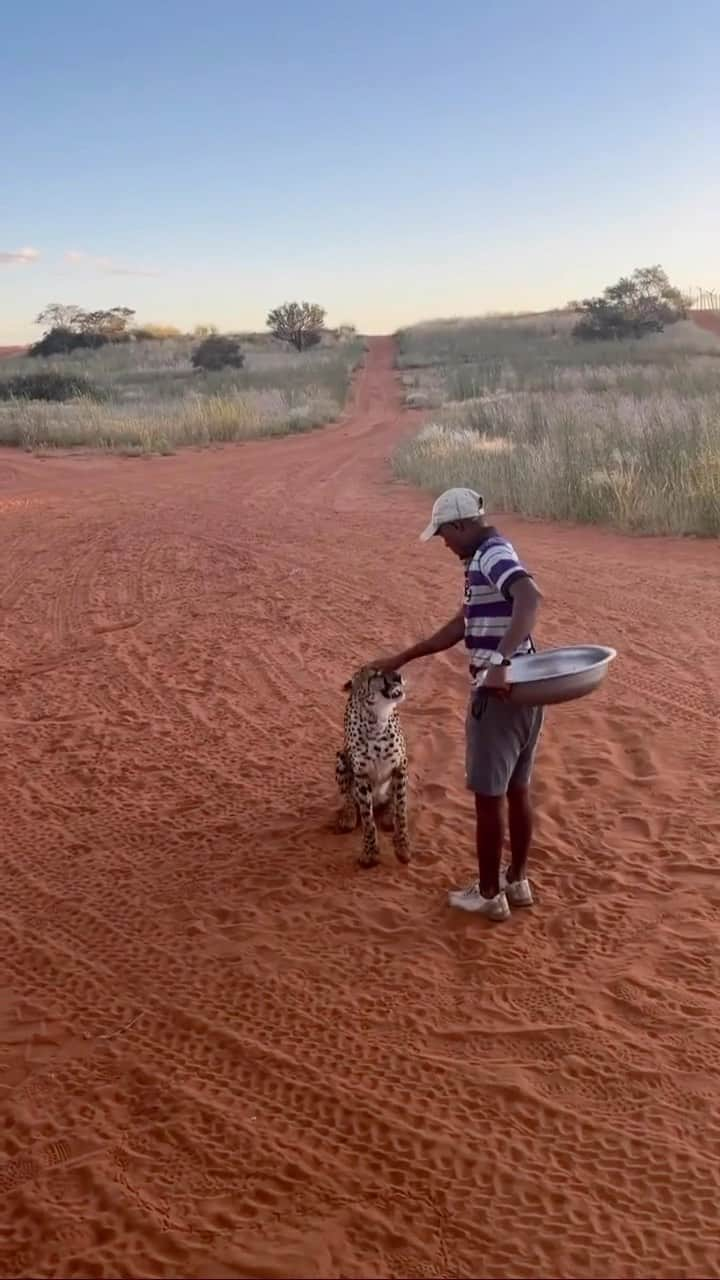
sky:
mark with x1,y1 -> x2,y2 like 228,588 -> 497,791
1,0 -> 718,342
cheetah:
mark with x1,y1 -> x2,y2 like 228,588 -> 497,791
335,666 -> 410,868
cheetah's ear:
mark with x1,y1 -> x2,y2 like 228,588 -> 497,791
342,678 -> 352,691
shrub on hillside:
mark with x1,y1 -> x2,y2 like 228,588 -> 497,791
30,303 -> 136,356
573,265 -> 689,342
29,327 -> 112,357
191,335 -> 245,372
267,301 -> 326,351
0,370 -> 104,402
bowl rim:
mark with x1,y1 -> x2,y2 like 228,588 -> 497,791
509,645 -> 617,686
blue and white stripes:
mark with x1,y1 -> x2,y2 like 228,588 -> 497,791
463,533 -> 533,674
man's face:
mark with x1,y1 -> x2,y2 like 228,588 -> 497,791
438,520 -> 475,558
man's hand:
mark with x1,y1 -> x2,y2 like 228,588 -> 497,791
482,662 -> 512,698
367,653 -> 407,673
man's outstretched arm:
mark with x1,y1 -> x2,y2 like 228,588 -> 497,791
372,608 -> 465,671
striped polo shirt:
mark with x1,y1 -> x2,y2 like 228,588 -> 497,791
464,529 -> 533,677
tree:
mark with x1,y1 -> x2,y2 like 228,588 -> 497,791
33,301 -> 135,339
29,303 -> 137,357
573,265 -> 689,341
34,303 -> 84,331
267,301 -> 326,351
76,307 -> 135,340
191,334 -> 245,372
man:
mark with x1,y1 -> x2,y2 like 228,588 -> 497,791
372,487 -> 542,920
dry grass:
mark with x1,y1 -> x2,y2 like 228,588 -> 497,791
0,334 -> 363,453
394,317 -> 720,535
0,389 -> 342,453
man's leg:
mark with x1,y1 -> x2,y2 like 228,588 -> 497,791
475,793 -> 505,899
506,784 -> 532,883
502,707 -> 543,906
448,697 -> 513,917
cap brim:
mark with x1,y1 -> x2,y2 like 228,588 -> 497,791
419,520 -> 437,542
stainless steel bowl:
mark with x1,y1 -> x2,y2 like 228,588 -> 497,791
504,645 -> 617,706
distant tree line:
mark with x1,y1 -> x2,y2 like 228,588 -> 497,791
27,298 -> 351,371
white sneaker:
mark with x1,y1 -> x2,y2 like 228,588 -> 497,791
500,870 -> 534,907
447,882 -> 510,920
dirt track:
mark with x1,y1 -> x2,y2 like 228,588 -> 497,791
1,337 -> 719,1279
691,308 -> 720,336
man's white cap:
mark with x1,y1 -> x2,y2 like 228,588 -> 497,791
419,487 -> 484,541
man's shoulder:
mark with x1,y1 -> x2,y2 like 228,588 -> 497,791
470,529 -> 515,565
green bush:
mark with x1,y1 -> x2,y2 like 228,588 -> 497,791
0,370 -> 104,402
191,335 -> 245,372
573,265 -> 688,342
29,327 -> 113,357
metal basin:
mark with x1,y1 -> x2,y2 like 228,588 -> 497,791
505,645 -> 617,706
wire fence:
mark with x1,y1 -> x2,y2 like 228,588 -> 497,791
688,288 -> 720,311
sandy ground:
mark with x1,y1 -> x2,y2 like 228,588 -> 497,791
690,309 -> 720,336
1,337 -> 719,1280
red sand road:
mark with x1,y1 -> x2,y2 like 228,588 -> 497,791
691,309 -> 720,336
1,338 -> 719,1279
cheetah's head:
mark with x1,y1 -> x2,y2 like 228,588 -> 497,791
343,667 -> 406,707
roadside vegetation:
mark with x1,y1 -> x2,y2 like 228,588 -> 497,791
394,268 -> 720,536
0,301 -> 362,453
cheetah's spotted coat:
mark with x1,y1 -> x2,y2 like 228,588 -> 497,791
335,667 -> 410,867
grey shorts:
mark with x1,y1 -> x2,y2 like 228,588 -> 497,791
465,694 -> 544,796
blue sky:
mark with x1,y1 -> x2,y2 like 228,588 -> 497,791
1,0 -> 718,341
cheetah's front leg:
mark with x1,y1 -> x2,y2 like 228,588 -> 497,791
354,776 -> 380,868
335,751 -> 357,832
392,763 -> 411,863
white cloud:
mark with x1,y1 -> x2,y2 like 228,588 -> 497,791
0,246 -> 40,266
106,265 -> 161,278
64,249 -> 159,278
